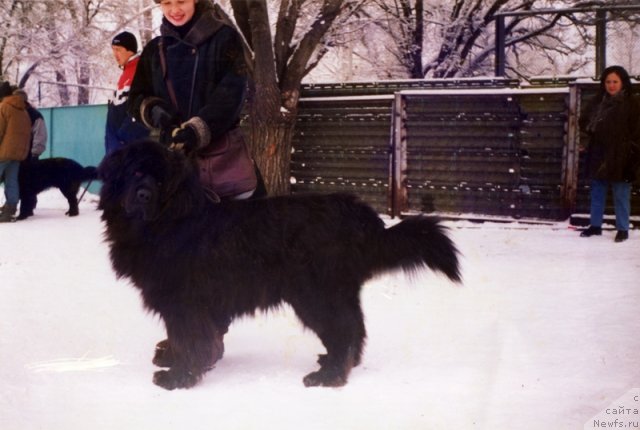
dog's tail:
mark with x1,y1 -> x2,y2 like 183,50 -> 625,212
82,166 -> 98,182
372,217 -> 461,283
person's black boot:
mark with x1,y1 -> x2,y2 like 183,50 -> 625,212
580,226 -> 602,237
614,230 -> 629,242
0,204 -> 16,223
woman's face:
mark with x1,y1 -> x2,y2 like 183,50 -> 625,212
159,0 -> 197,27
604,72 -> 623,96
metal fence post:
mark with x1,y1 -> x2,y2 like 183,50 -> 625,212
390,92 -> 408,217
595,9 -> 607,78
495,16 -> 506,77
561,84 -> 581,217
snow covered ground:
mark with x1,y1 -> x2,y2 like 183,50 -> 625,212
1,189 -> 639,430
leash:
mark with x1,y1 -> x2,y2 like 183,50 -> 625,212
77,178 -> 94,203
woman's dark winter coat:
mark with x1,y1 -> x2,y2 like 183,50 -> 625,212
128,2 -> 248,144
579,91 -> 640,182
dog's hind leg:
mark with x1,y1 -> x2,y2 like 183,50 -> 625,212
291,292 -> 367,387
61,183 -> 81,216
316,298 -> 367,370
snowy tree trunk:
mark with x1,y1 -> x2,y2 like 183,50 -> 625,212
55,71 -> 71,106
139,0 -> 155,45
77,60 -> 90,105
247,111 -> 295,195
232,0 -> 290,195
231,0 -> 353,195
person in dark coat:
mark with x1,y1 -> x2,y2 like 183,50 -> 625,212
105,31 -> 149,155
128,0 -> 264,200
579,65 -> 640,242
126,0 -> 265,368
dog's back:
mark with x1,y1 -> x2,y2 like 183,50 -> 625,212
22,158 -> 96,192
220,192 -> 460,282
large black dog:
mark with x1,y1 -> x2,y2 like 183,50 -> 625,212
18,158 -> 97,220
98,140 -> 461,390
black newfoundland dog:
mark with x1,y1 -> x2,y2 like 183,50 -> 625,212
98,140 -> 461,390
18,158 -> 97,220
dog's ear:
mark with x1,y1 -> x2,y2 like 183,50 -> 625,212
98,148 -> 129,210
98,147 -> 127,183
157,151 -> 207,219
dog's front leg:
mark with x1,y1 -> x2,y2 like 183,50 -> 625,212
152,339 -> 174,368
152,313 -> 224,390
152,314 -> 230,369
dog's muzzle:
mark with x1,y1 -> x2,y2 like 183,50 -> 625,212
124,174 -> 159,220
136,187 -> 153,204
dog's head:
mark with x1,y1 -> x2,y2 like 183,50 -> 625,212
98,140 -> 204,222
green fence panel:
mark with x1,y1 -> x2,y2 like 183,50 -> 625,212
40,104 -> 107,194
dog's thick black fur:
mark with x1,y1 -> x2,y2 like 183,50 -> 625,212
98,140 -> 461,390
18,158 -> 97,220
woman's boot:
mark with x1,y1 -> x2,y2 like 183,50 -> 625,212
614,230 -> 629,242
580,226 -> 602,237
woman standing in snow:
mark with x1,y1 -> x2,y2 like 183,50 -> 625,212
128,0 -> 264,200
579,65 -> 640,242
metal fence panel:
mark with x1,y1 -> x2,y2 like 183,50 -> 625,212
292,81 -> 640,221
291,96 -> 394,213
38,104 -> 107,193
400,89 -> 569,219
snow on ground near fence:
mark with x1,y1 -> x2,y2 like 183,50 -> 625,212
1,190 -> 639,430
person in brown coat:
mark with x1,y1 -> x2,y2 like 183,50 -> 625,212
578,65 -> 640,242
0,82 -> 32,222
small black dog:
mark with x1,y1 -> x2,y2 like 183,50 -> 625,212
18,158 -> 97,220
98,140 -> 461,390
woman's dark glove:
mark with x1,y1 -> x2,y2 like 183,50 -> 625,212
170,126 -> 198,153
139,97 -> 179,131
150,104 -> 177,130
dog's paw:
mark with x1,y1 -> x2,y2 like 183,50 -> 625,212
303,368 -> 347,388
153,369 -> 201,390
